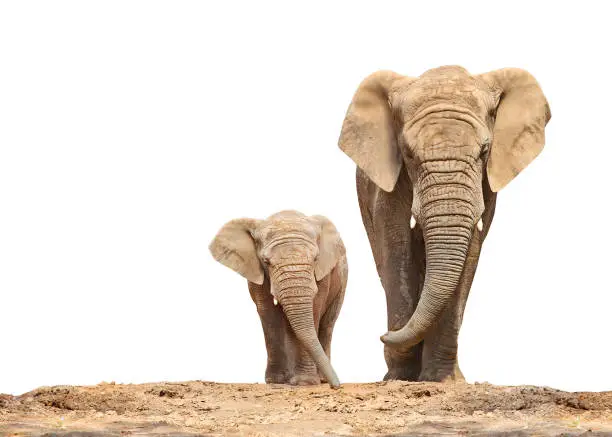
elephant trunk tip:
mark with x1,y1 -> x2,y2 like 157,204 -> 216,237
380,331 -> 398,346
322,365 -> 341,389
328,374 -> 341,389
380,328 -> 420,349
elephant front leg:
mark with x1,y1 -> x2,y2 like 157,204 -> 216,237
248,280 -> 292,384
357,167 -> 424,381
419,224 -> 484,382
381,220 -> 425,381
420,322 -> 462,382
384,282 -> 423,381
419,190 -> 495,382
317,292 -> 343,359
262,318 -> 292,384
316,264 -> 347,382
420,255 -> 479,381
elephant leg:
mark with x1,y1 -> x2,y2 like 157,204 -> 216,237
317,260 -> 347,359
420,191 -> 496,382
315,257 -> 348,382
357,167 -> 424,381
248,279 -> 292,384
318,298 -> 339,360
384,283 -> 423,381
318,293 -> 344,353
317,313 -> 334,361
381,222 -> 426,381
420,232 -> 481,381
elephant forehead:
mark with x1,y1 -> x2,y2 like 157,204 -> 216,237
392,70 -> 492,121
421,65 -> 470,77
257,219 -> 317,243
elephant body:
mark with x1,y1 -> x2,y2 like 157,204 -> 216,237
209,210 -> 347,387
248,254 -> 347,385
339,66 -> 550,382
357,165 -> 496,381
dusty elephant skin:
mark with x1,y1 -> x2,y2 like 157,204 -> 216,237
209,210 -> 347,388
1,381 -> 611,436
338,65 -> 551,382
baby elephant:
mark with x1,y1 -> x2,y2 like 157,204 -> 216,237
209,210 -> 347,388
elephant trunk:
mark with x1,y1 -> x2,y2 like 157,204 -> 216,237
274,270 -> 340,388
381,192 -> 475,348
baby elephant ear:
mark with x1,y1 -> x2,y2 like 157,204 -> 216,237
478,68 -> 551,192
209,218 -> 264,285
309,215 -> 346,281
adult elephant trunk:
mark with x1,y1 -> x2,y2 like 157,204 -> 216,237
275,274 -> 340,388
381,197 -> 474,349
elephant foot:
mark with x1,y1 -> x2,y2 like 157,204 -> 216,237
419,364 -> 463,383
384,344 -> 422,381
384,367 -> 420,382
289,374 -> 321,386
265,370 -> 291,384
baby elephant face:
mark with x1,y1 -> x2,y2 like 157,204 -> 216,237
256,212 -> 319,262
253,212 -> 321,300
209,210 -> 347,388
210,210 -> 345,289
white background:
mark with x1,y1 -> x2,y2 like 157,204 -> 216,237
1,1 -> 611,396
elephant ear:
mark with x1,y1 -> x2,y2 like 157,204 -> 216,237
309,215 -> 346,281
338,70 -> 408,192
479,68 -> 551,192
209,218 -> 264,285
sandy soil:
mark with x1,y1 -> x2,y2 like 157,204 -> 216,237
1,380 -> 611,436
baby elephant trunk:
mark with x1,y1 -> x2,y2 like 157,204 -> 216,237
276,279 -> 340,388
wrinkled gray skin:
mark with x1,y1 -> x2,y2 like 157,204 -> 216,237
339,66 -> 550,382
209,211 -> 347,388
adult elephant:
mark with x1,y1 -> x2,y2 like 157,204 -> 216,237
338,66 -> 550,382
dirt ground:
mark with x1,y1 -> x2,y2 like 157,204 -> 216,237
1,380 -> 611,436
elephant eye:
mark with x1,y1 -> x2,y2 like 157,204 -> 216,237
480,138 -> 491,157
402,143 -> 415,161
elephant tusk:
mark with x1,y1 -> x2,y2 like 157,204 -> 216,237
477,218 -> 483,232
273,297 -> 278,306
410,215 -> 416,229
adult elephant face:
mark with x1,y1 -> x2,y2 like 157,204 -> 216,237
338,66 -> 550,349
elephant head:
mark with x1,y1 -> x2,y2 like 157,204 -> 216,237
339,66 -> 550,349
209,210 -> 345,388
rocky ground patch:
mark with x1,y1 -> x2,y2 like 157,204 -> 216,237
1,380 -> 611,436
